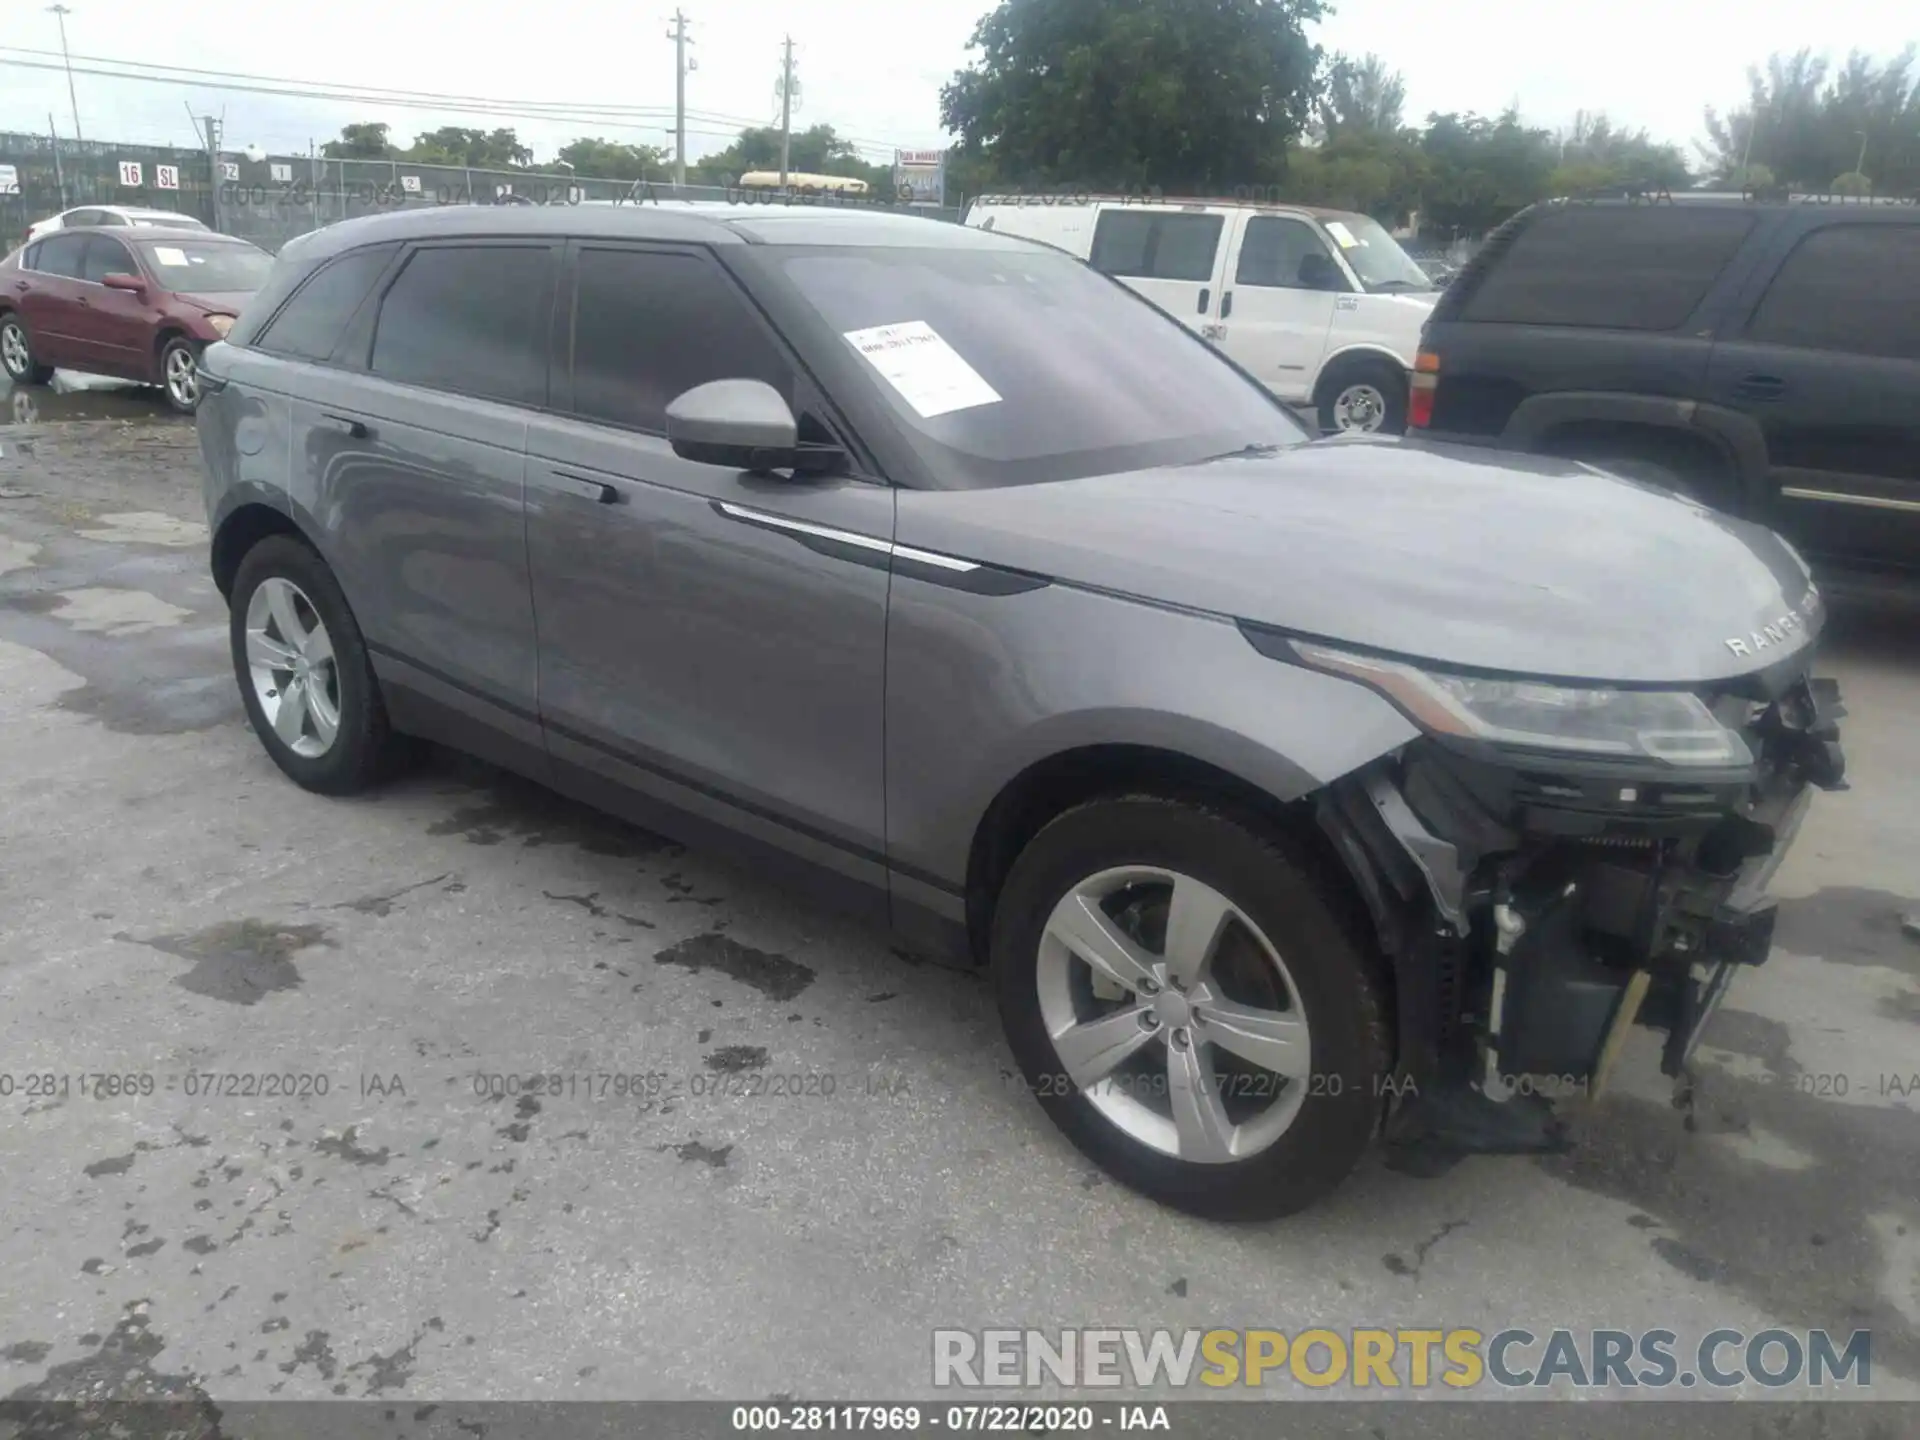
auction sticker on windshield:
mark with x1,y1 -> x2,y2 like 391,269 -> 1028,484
843,321 -> 1001,418
152,247 -> 190,267
1323,220 -> 1359,250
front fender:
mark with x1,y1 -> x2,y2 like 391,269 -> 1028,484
883,576 -> 1420,898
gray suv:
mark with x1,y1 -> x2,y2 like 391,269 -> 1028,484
196,203 -> 1846,1219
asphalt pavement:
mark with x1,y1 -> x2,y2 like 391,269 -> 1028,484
0,379 -> 1916,1430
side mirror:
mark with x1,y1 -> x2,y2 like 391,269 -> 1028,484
1297,252 -> 1347,293
665,379 -> 799,473
102,272 -> 146,293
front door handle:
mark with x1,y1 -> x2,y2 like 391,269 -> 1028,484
1221,290 -> 1234,319
11,281 -> 26,293
320,413 -> 370,439
546,471 -> 619,504
1734,373 -> 1786,401
1196,287 -> 1210,315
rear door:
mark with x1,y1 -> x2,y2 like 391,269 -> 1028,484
1215,212 -> 1343,401
72,232 -> 152,378
14,232 -> 91,366
1087,206 -> 1230,335
1705,217 -> 1920,575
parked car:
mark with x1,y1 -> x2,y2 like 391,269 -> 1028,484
0,227 -> 272,412
24,205 -> 210,245
1412,195 -> 1920,591
197,204 -> 1844,1219
964,195 -> 1438,434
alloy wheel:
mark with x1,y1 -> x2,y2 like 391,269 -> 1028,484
1331,383 -> 1387,433
164,344 -> 199,410
1035,865 -> 1312,1163
244,576 -> 341,758
1,322 -> 29,379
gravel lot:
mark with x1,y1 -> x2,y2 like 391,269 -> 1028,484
1,380 -> 1916,1428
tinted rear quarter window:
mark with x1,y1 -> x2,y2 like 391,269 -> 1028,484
369,245 -> 553,405
568,247 -> 794,432
254,246 -> 397,361
1458,205 -> 1758,330
1090,211 -> 1224,282
1744,222 -> 1920,362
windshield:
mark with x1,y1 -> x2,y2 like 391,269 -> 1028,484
136,239 -> 273,293
1321,214 -> 1433,293
776,245 -> 1310,489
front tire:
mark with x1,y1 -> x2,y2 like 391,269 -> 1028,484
229,535 -> 406,795
1,315 -> 55,386
159,336 -> 203,414
991,796 -> 1390,1220
1316,359 -> 1408,436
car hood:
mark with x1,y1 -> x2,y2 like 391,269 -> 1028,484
172,291 -> 253,314
893,437 -> 1819,686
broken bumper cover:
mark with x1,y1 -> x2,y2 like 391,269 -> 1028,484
1318,670 -> 1845,1154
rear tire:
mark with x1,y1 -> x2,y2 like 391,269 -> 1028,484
229,535 -> 409,795
990,795 -> 1389,1220
1316,358 -> 1408,436
1,315 -> 55,386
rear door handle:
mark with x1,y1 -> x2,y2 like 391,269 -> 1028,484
545,470 -> 619,504
1734,374 -> 1786,401
320,413 -> 370,439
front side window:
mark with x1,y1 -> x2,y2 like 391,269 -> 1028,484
568,247 -> 794,433
775,243 -> 1309,489
254,246 -> 397,362
369,245 -> 553,406
136,240 -> 274,293
80,236 -> 135,284
1744,223 -> 1920,362
1090,211 -> 1225,283
1235,216 -> 1340,290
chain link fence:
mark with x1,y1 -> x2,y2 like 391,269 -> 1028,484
2,132 -> 964,254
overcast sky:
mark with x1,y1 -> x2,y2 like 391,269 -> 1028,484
0,0 -> 1910,168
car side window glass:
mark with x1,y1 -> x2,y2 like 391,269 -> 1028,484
255,246 -> 397,363
96,212 -> 127,227
34,233 -> 90,278
65,209 -> 101,227
369,245 -> 552,405
1235,217 -> 1333,289
1090,212 -> 1224,282
1744,224 -> 1920,363
568,247 -> 795,434
80,236 -> 134,283
1459,206 -> 1757,330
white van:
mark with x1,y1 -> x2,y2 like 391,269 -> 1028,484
963,196 -> 1439,434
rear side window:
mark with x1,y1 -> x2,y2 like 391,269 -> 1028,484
33,233 -> 89,278
1090,211 -> 1224,282
1458,206 -> 1758,330
1744,224 -> 1920,362
369,245 -> 553,405
567,247 -> 793,433
255,247 -> 396,362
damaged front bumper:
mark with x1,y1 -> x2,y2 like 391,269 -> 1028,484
1317,665 -> 1847,1164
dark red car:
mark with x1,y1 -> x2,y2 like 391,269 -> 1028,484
0,226 -> 273,413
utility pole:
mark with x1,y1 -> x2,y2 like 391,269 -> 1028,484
778,36 -> 795,187
203,113 -> 224,233
667,9 -> 693,188
47,4 -> 81,141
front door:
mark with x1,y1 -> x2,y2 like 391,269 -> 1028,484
1215,213 -> 1341,404
1087,208 -> 1231,336
1706,219 -> 1920,576
524,241 -> 892,904
72,234 -> 154,379
288,239 -> 558,764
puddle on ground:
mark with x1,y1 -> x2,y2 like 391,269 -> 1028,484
0,375 -> 179,428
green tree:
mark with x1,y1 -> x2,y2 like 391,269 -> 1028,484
939,0 -> 1327,191
321,122 -> 400,160
406,127 -> 533,169
1700,47 -> 1919,194
693,124 -> 890,192
1322,53 -> 1406,136
1547,111 -> 1690,194
1417,110 -> 1558,236
555,138 -> 670,181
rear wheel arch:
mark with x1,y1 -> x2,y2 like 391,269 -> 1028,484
1535,417 -> 1740,508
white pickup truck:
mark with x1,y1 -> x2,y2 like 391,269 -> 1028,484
964,195 -> 1439,434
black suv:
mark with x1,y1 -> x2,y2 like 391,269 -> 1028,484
1410,196 -> 1920,590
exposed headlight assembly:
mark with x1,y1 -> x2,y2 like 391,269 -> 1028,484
1295,643 -> 1752,768
206,315 -> 236,337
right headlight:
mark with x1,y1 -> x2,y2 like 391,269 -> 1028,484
1295,642 -> 1753,768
